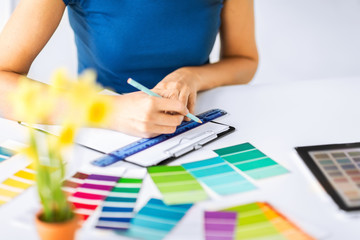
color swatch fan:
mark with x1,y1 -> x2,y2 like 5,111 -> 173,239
222,202 -> 314,240
214,143 -> 289,179
182,157 -> 256,196
95,169 -> 146,230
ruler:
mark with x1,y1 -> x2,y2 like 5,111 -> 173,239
91,109 -> 228,167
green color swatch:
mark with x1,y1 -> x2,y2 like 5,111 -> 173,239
222,202 -> 313,240
213,142 -> 255,156
148,165 -> 208,205
224,203 -> 282,240
214,143 -> 289,180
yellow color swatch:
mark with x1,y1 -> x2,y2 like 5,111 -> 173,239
2,178 -> 31,189
26,163 -> 36,171
14,170 -> 35,181
0,188 -> 19,198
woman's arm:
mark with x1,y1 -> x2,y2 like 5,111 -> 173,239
154,0 -> 258,115
189,0 -> 258,89
0,0 -> 187,138
0,0 -> 66,119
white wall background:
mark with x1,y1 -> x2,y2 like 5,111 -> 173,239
1,0 -> 360,84
253,0 -> 360,84
28,10 -> 77,84
0,0 -> 77,84
0,1 -> 11,32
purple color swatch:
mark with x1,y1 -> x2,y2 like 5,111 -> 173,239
81,183 -> 114,191
87,174 -> 119,182
204,211 -> 237,240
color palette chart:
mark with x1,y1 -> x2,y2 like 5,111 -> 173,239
182,157 -> 256,195
148,165 -> 208,205
0,146 -> 15,163
223,202 -> 314,240
126,198 -> 192,240
95,169 -> 146,230
204,211 -> 237,240
214,143 -> 289,180
68,170 -> 124,221
0,164 -> 35,206
310,149 -> 360,207
62,172 -> 89,195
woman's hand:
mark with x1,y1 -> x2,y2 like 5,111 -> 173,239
109,91 -> 189,138
153,68 -> 200,120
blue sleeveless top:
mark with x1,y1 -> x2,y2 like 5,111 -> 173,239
63,0 -> 223,93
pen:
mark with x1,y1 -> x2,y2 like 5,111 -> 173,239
127,78 -> 202,123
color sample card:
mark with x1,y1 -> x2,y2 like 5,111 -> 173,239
204,211 -> 237,240
0,146 -> 15,163
309,149 -> 360,208
182,157 -> 256,195
0,164 -> 35,206
96,169 -> 146,230
223,202 -> 314,240
214,143 -> 288,180
68,172 -> 123,221
126,198 -> 192,240
62,172 -> 89,195
148,165 -> 208,205
296,143 -> 360,211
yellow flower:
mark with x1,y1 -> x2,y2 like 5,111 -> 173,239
68,69 -> 100,107
11,77 -> 53,123
57,122 -> 77,147
86,96 -> 113,126
50,68 -> 73,95
21,146 -> 38,162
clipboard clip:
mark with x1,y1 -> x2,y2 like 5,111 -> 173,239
164,130 -> 218,158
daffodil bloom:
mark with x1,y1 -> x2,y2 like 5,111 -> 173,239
21,146 -> 38,163
10,68 -> 114,223
67,69 -> 100,108
50,68 -> 73,95
11,78 -> 53,123
87,95 -> 113,126
57,122 -> 77,147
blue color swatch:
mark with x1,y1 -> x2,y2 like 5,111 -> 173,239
126,198 -> 192,240
0,146 -> 15,163
182,157 -> 256,195
95,177 -> 144,230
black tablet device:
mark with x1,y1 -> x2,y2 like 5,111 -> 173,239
296,142 -> 360,211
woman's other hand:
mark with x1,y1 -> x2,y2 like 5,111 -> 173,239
153,68 -> 200,121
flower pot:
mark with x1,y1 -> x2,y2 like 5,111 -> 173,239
35,211 -> 80,240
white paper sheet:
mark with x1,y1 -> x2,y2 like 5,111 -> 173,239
27,124 -> 139,153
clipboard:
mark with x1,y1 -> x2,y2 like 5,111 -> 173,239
92,109 -> 235,167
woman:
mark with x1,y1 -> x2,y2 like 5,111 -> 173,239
0,0 -> 258,137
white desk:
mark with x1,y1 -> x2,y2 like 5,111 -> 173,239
0,77 -> 360,239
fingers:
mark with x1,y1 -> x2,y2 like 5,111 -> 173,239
152,97 -> 189,116
183,92 -> 197,121
135,122 -> 178,138
140,111 -> 184,127
112,92 -> 188,138
187,93 -> 196,116
178,89 -> 189,109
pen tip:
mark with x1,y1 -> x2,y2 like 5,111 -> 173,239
198,120 -> 203,124
127,78 -> 132,83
